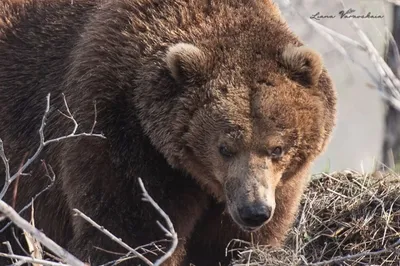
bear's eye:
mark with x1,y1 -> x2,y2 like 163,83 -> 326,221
270,146 -> 283,159
219,145 -> 235,158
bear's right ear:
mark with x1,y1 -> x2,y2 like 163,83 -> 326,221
281,44 -> 323,87
165,43 -> 208,83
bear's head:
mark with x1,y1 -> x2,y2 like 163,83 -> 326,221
135,39 -> 336,232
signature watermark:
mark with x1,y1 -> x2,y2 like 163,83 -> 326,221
310,8 -> 384,20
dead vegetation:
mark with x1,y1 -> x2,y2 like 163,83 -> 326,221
229,169 -> 400,266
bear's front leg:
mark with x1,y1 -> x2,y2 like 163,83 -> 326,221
60,138 -> 209,266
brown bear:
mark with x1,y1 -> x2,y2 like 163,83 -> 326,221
0,0 -> 336,265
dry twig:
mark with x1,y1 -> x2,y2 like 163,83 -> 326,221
0,200 -> 86,266
0,252 -> 71,266
0,93 -> 105,200
73,177 -> 178,266
138,177 -> 178,266
0,164 -> 56,230
73,209 -> 153,266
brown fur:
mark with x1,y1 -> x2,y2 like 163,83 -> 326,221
0,0 -> 337,265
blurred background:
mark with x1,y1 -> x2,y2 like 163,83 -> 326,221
274,0 -> 400,174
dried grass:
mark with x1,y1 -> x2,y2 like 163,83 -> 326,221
229,170 -> 400,266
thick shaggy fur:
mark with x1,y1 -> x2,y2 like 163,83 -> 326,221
0,0 -> 337,265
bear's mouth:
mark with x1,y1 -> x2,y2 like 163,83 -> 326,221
232,216 -> 265,232
241,225 -> 263,232
227,204 -> 271,233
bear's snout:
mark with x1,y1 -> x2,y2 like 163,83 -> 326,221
237,201 -> 274,230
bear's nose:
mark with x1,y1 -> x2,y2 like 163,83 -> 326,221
238,202 -> 272,228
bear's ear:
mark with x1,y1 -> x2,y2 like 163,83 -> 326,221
165,43 -> 207,83
281,44 -> 323,87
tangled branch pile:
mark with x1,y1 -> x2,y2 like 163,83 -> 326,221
229,170 -> 400,265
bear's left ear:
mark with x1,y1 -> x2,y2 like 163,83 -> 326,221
165,42 -> 208,83
281,44 -> 323,87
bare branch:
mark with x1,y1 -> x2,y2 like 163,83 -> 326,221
2,241 -> 16,264
0,252 -> 71,266
90,100 -> 98,134
60,93 -> 78,135
138,177 -> 178,266
73,209 -> 154,266
12,227 -> 30,257
73,178 -> 178,266
0,164 -> 55,231
0,139 -> 11,200
12,152 -> 29,209
0,93 -> 105,200
339,0 -> 400,103
0,200 -> 86,266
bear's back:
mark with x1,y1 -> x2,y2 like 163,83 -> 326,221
0,0 -> 96,147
